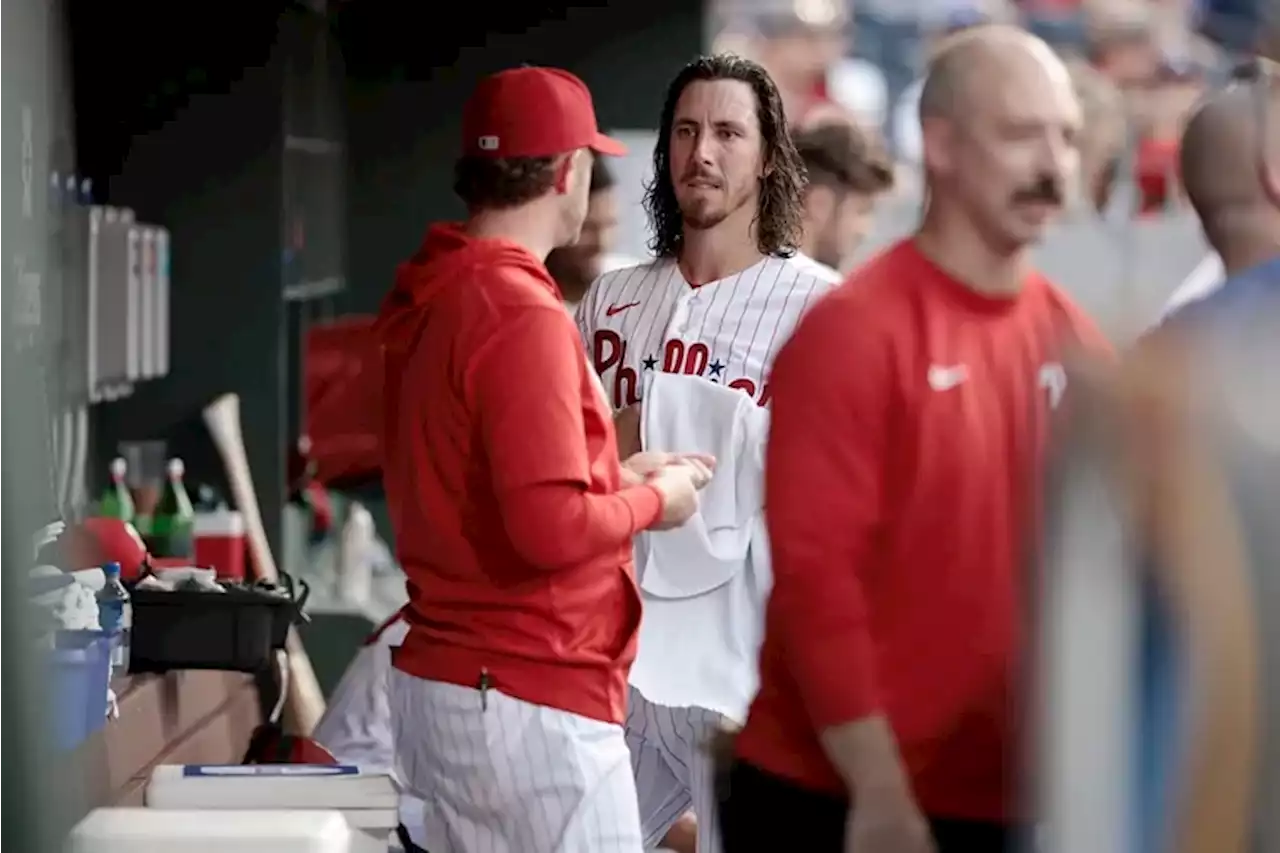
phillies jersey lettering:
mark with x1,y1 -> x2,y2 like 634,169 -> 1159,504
576,256 -> 836,410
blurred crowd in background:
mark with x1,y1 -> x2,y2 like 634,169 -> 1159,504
709,0 -> 1227,217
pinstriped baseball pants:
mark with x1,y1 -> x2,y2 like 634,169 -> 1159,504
390,670 -> 644,853
626,686 -> 727,853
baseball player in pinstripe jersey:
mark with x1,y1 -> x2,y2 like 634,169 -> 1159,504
576,54 -> 834,853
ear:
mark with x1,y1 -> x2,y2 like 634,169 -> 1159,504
760,148 -> 773,180
554,153 -> 574,195
1260,157 -> 1280,210
920,115 -> 954,176
804,184 -> 837,226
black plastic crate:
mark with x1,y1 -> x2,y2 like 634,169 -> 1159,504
128,585 -> 299,674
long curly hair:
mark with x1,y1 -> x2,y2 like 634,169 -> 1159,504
644,54 -> 806,259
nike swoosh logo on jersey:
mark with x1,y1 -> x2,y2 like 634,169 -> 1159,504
605,301 -> 641,317
927,364 -> 969,391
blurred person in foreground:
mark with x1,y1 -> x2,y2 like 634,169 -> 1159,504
1159,250 -> 1225,322
1157,62 -> 1272,322
577,53 -> 829,853
376,66 -> 713,853
1057,326 -> 1261,853
722,26 -> 1107,853
545,156 -> 641,314
1137,61 -> 1280,853
792,121 -> 897,279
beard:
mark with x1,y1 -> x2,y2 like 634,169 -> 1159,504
683,207 -> 729,231
678,184 -> 755,232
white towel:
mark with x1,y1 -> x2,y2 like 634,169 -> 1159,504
634,372 -> 768,599
628,371 -> 773,722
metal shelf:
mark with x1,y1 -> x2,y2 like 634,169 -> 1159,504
282,275 -> 344,302
284,134 -> 342,156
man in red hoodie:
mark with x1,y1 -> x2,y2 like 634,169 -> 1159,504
376,67 -> 714,853
721,27 -> 1107,853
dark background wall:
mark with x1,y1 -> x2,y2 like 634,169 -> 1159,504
51,0 -> 702,554
71,1 -> 309,559
337,0 -> 703,313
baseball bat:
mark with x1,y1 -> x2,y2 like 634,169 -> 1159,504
203,392 -> 326,735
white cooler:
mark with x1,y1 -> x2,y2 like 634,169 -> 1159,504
145,765 -> 399,843
66,808 -> 380,853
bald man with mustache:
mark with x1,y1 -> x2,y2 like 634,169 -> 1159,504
721,26 -> 1105,853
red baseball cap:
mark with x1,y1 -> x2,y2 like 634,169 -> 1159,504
462,67 -> 627,159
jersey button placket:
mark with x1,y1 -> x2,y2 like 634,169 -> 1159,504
667,296 -> 693,338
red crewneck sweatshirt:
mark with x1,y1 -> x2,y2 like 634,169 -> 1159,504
735,240 -> 1106,822
376,223 -> 662,725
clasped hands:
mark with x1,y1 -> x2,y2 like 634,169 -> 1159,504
615,403 -> 715,530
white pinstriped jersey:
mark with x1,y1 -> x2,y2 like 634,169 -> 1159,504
576,255 -> 836,411
787,251 -> 843,286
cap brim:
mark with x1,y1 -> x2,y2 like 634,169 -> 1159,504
590,132 -> 628,156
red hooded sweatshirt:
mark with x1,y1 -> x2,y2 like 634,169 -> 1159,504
376,223 -> 663,724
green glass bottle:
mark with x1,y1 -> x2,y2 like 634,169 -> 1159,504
99,457 -> 136,523
148,458 -> 195,558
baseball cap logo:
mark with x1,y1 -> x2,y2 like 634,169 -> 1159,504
462,68 -> 626,158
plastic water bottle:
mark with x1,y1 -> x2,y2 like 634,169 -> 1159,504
96,562 -> 132,672
336,503 -> 375,607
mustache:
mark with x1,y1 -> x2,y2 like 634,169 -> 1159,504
680,168 -> 722,186
1013,174 -> 1065,206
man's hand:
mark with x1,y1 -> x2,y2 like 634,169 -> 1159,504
647,458 -> 714,530
817,717 -> 933,853
614,404 -> 642,460
621,450 -> 717,485
658,811 -> 698,853
708,720 -> 742,804
845,789 -> 935,853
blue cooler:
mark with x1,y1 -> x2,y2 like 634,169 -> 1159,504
50,629 -> 114,751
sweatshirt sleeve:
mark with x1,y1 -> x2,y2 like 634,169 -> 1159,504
470,302 -> 662,571
764,294 -> 893,729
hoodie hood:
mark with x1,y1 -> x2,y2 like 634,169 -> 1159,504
374,222 -> 554,356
